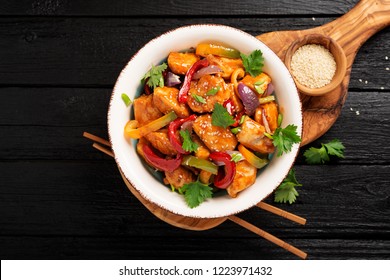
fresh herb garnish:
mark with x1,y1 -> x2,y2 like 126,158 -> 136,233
179,130 -> 199,153
191,93 -> 206,104
121,93 -> 132,107
231,153 -> 243,163
211,103 -> 235,128
206,86 -> 221,96
180,179 -> 213,208
265,124 -> 301,156
240,49 -> 264,77
274,168 -> 302,204
142,63 -> 167,90
304,139 -> 345,164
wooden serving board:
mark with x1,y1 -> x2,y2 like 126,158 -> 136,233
257,0 -> 390,146
122,0 -> 390,231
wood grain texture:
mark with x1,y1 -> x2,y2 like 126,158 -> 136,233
0,17 -> 388,87
1,162 -> 389,237
0,0 -> 389,260
0,0 -> 358,16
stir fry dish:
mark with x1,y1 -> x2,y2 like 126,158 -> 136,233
123,43 -> 301,208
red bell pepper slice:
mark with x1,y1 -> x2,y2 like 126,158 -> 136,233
178,59 -> 209,103
223,99 -> 235,115
142,143 -> 182,172
209,152 -> 236,189
168,114 -> 197,154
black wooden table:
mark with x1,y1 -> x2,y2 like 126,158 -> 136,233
1,0 -> 389,260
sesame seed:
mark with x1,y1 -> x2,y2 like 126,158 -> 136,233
350,107 -> 353,111
291,44 -> 336,88
312,17 -> 316,21
359,79 -> 363,83
386,56 -> 389,60
365,80 -> 368,84
386,67 -> 389,71
355,111 -> 360,116
380,87 -> 384,90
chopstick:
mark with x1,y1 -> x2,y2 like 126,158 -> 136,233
228,215 -> 307,259
92,142 -> 114,158
83,132 -> 111,147
257,202 -> 306,225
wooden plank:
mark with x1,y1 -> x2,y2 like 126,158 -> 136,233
0,17 -> 388,88
0,235 -> 388,260
0,0 -> 357,16
0,87 -> 388,162
1,162 -> 389,238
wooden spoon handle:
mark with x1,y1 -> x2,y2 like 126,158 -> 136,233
321,0 -> 390,54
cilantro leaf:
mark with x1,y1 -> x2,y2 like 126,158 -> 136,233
211,103 -> 235,128
180,180 -> 213,208
324,139 -> 345,158
304,139 -> 345,164
206,86 -> 221,96
240,50 -> 264,77
304,146 -> 329,164
272,124 -> 301,156
274,168 -> 302,204
179,129 -> 199,153
191,93 -> 206,104
142,63 -> 167,90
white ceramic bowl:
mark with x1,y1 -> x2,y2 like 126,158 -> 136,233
108,24 -> 302,218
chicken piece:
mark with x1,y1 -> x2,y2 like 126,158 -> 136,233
144,129 -> 177,156
164,166 -> 196,189
134,94 -> 163,126
187,75 -> 231,113
193,114 -> 237,152
254,101 -> 279,133
192,134 -> 210,160
237,117 -> 275,154
206,54 -> 244,79
227,160 -> 257,198
241,72 -> 271,94
153,86 -> 190,118
167,52 -> 200,75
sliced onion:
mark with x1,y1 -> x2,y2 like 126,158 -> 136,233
262,109 -> 271,134
237,82 -> 259,116
165,71 -> 181,87
213,151 -> 244,165
264,82 -> 274,97
192,65 -> 222,80
180,120 -> 194,133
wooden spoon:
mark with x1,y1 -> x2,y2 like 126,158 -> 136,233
257,0 -> 390,146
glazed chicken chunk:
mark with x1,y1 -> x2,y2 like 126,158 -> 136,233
187,75 -> 232,113
227,160 -> 257,198
237,117 -> 275,154
193,114 -> 237,152
153,86 -> 190,118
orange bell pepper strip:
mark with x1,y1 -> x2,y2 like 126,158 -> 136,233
238,144 -> 269,169
196,43 -> 241,59
124,111 -> 177,139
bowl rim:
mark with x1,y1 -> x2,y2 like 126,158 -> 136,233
107,23 -> 303,218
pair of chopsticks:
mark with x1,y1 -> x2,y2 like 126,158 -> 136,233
83,131 -> 307,259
